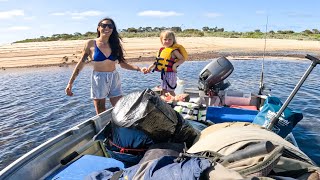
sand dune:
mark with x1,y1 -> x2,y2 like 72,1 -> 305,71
0,37 -> 319,69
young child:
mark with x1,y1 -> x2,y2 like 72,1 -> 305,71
146,30 -> 188,96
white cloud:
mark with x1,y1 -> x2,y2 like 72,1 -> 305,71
0,26 -> 30,32
50,10 -> 104,19
204,12 -> 222,18
0,9 -> 24,19
23,16 -> 35,20
7,26 -> 30,31
51,12 -> 66,16
138,10 -> 183,18
71,16 -> 85,20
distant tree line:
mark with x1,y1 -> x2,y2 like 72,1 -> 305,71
15,26 -> 320,43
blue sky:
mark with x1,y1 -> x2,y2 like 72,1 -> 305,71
0,0 -> 319,45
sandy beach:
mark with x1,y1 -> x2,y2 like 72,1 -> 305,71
0,37 -> 319,69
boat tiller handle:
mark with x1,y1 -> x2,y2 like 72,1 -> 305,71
306,54 -> 320,65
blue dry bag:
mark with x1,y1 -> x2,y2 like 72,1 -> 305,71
253,96 -> 303,138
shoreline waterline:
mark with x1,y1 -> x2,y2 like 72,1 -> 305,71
1,37 -> 319,69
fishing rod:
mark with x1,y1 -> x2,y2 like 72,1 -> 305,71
267,54 -> 320,130
258,16 -> 268,96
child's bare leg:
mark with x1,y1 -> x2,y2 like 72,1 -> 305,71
167,90 -> 175,96
161,89 -> 168,95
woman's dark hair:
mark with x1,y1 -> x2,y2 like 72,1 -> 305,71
97,17 -> 125,62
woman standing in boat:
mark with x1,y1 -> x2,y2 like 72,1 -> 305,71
65,17 -> 146,114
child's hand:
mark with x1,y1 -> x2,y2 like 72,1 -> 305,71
172,64 -> 178,72
145,67 -> 152,74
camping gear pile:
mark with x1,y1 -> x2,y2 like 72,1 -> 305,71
88,88 -> 319,179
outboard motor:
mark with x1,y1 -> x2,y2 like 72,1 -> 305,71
198,56 -> 234,96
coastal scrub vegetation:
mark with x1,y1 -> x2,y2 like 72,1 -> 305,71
15,26 -> 320,43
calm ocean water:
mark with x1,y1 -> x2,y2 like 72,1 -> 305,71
0,59 -> 319,170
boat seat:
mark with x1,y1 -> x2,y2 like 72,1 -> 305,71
206,106 -> 258,123
45,155 -> 124,180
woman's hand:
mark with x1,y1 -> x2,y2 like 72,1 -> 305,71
140,67 -> 148,74
65,83 -> 74,96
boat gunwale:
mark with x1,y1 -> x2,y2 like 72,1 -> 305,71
0,109 -> 113,179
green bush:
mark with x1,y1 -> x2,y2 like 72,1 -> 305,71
14,27 -> 320,43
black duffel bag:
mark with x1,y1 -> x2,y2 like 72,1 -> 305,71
112,89 -> 199,148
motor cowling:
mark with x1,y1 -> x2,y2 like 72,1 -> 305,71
198,56 -> 234,95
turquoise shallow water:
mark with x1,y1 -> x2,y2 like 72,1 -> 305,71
0,59 -> 319,170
